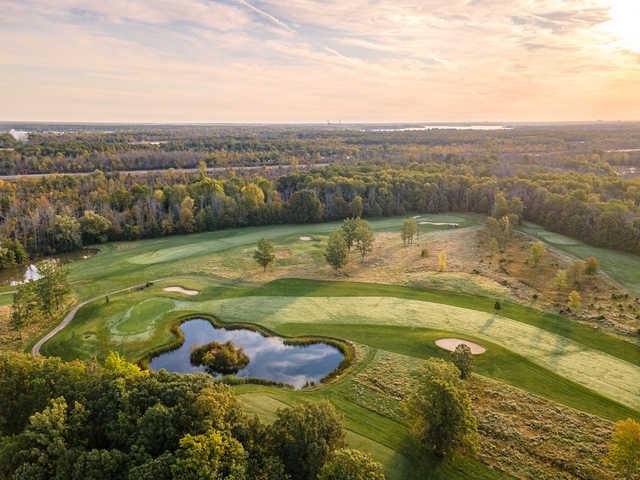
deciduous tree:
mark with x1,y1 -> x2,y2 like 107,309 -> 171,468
253,238 -> 276,272
403,359 -> 478,458
607,418 -> 640,480
318,448 -> 385,480
325,231 -> 348,272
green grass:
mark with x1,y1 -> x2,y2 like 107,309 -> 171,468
43,276 -> 640,418
31,216 -> 640,479
65,214 -> 481,300
520,222 -> 640,293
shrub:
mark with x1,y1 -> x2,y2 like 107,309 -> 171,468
190,341 -> 249,375
451,344 -> 473,379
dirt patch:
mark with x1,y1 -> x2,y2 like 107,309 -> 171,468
163,286 -> 199,296
299,236 -> 313,241
435,338 -> 486,354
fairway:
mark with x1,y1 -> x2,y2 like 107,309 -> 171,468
204,295 -> 640,410
31,215 -> 640,479
520,222 -> 640,293
43,276 -> 640,416
66,214 -> 481,300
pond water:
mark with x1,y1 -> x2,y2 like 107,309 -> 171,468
150,319 -> 344,389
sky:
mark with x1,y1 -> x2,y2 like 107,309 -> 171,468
1,0 -> 639,123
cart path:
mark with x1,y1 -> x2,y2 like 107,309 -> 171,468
31,282 -> 155,357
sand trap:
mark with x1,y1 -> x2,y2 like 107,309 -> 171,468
163,286 -> 199,296
419,221 -> 459,226
299,236 -> 313,241
435,338 -> 486,354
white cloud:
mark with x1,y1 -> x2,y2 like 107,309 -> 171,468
0,0 -> 638,122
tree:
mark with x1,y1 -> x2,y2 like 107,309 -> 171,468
401,218 -> 417,246
317,448 -> 385,480
351,196 -> 364,218
253,239 -> 276,272
190,341 -> 250,375
585,256 -> 599,275
172,430 -> 247,480
451,344 -> 473,379
325,231 -> 348,272
568,290 -> 581,311
553,270 -> 568,291
79,211 -> 112,244
34,259 -> 70,315
567,260 -> 586,288
353,219 -> 374,262
527,241 -> 547,268
178,196 -> 195,233
607,418 -> 640,480
438,251 -> 448,272
269,401 -> 345,480
492,191 -> 510,219
489,237 -> 499,258
421,242 -> 429,258
403,359 -> 477,458
341,218 -> 358,252
11,281 -> 41,328
287,190 -> 324,223
53,215 -> 82,252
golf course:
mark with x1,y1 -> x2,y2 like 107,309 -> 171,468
30,214 -> 640,479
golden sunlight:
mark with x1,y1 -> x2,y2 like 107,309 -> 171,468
605,0 -> 640,52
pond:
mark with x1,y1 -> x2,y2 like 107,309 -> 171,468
150,319 -> 345,389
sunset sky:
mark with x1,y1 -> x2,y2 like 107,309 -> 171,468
1,0 -> 639,123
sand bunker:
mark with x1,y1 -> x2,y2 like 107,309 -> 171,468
299,236 -> 313,241
163,286 -> 199,296
435,338 -> 486,354
419,221 -> 459,226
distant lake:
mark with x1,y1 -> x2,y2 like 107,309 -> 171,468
370,125 -> 511,132
150,319 -> 344,389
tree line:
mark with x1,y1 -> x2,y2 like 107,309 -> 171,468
4,162 -> 640,269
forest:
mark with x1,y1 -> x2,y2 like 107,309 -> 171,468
3,156 -> 640,267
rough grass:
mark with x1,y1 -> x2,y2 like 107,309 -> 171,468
347,348 -> 616,480
520,222 -> 640,293
67,214 -> 481,300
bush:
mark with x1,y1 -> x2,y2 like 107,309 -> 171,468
494,301 -> 501,310
190,341 -> 249,375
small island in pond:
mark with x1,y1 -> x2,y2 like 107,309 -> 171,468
190,340 -> 250,375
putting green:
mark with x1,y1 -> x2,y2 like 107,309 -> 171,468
202,296 -> 640,410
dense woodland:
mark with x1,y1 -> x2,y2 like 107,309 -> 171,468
3,162 -> 640,265
0,352 -> 384,480
2,124 -> 640,267
2,124 -> 640,175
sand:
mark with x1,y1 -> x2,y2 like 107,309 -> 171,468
163,286 -> 199,296
435,338 -> 486,354
299,236 -> 313,241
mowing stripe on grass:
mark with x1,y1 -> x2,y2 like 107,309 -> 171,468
202,295 -> 640,411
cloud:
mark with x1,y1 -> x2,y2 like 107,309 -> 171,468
234,0 -> 294,33
0,0 -> 638,122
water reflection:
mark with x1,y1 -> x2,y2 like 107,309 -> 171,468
150,319 -> 344,389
